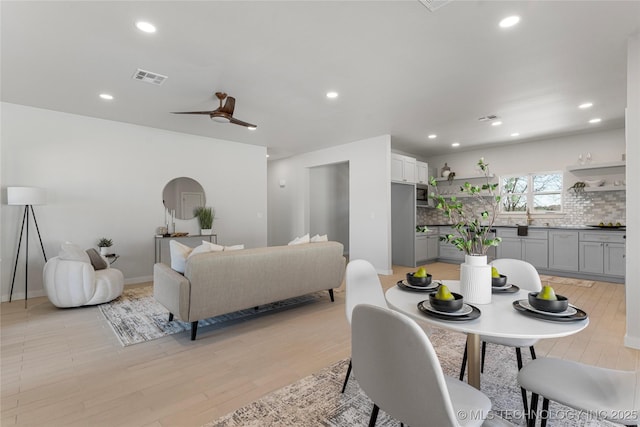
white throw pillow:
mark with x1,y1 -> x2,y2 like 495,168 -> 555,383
59,242 -> 91,263
311,234 -> 328,243
188,241 -> 225,259
224,244 -> 245,251
169,240 -> 193,273
288,233 -> 310,245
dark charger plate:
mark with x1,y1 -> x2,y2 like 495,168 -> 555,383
418,300 -> 481,321
397,280 -> 438,292
512,300 -> 588,322
492,284 -> 520,294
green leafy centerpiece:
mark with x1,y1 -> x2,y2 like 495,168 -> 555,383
429,158 -> 502,304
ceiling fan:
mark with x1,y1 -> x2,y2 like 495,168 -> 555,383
172,92 -> 257,129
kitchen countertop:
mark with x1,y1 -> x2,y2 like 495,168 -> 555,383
421,224 -> 625,231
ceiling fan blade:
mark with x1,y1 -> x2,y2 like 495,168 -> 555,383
220,97 -> 236,115
171,111 -> 215,115
229,117 -> 257,128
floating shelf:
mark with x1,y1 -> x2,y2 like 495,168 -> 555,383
566,161 -> 626,173
434,173 -> 495,182
583,185 -> 626,192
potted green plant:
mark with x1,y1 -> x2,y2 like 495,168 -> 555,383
194,206 -> 215,235
429,158 -> 502,304
97,237 -> 113,255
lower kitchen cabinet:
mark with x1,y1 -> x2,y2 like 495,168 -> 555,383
416,233 -> 439,264
496,228 -> 548,269
548,231 -> 579,271
578,231 -> 626,277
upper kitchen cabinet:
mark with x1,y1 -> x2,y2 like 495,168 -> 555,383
391,153 -> 416,184
566,160 -> 626,192
416,161 -> 429,185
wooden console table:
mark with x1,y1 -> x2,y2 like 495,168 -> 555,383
154,234 -> 218,265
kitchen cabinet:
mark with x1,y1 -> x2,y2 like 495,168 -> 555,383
416,228 -> 439,264
496,228 -> 548,269
416,161 -> 429,185
579,231 -> 625,277
391,153 -> 416,184
437,226 -> 465,263
548,230 -> 579,272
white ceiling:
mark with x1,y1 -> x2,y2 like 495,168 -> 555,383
2,1 -> 639,160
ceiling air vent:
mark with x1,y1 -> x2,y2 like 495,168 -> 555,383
478,115 -> 499,122
418,0 -> 452,12
132,68 -> 168,86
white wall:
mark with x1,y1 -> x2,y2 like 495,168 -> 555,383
1,103 -> 267,301
268,135 -> 392,274
625,33 -> 640,349
428,128 -> 625,181
309,162 -> 350,253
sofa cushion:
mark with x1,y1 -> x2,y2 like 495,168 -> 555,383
170,240 -> 193,273
59,242 -> 91,263
86,248 -> 108,270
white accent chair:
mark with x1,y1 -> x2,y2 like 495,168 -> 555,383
460,258 -> 542,416
43,242 -> 124,308
341,259 -> 388,393
518,357 -> 639,426
352,304 -> 494,427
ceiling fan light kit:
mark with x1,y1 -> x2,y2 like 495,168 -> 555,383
172,91 -> 257,129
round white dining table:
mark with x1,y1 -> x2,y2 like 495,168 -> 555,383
385,280 -> 589,389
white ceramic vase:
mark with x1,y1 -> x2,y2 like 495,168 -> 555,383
100,246 -> 109,256
201,229 -> 212,236
459,254 -> 492,305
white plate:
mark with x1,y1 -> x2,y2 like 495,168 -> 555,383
492,283 -> 512,290
402,280 -> 438,290
422,300 -> 473,317
519,300 -> 577,317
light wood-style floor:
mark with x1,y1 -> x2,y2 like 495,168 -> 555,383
1,262 -> 637,426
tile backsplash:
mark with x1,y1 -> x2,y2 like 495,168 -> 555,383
417,191 -> 626,227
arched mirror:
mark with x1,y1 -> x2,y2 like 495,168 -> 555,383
162,177 -> 205,220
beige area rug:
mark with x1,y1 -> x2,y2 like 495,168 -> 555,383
540,275 -> 595,288
98,286 -> 323,346
206,327 -> 614,427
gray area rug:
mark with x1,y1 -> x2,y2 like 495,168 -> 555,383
98,286 -> 322,346
207,327 -> 615,427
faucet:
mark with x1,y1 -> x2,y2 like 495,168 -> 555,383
526,208 -> 533,226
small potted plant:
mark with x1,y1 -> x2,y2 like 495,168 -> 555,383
97,237 -> 113,255
194,206 -> 215,235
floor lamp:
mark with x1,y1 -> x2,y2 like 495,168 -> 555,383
8,187 -> 47,308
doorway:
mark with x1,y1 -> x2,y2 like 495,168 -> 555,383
309,162 -> 350,254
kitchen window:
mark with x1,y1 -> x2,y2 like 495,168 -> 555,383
500,172 -> 563,213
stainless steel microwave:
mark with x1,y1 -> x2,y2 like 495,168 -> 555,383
416,187 -> 429,201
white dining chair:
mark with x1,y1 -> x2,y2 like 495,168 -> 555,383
518,357 -> 639,427
352,303 -> 494,427
460,258 -> 542,416
341,259 -> 389,393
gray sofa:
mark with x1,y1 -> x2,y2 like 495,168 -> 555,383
153,241 -> 346,340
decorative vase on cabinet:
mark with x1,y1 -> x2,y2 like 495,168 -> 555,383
459,254 -> 492,304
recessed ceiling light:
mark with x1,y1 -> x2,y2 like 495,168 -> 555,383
499,16 -> 520,28
578,102 -> 593,109
99,93 -> 114,100
511,132 -> 520,137
451,142 -> 460,147
589,118 -> 602,124
136,21 -> 156,33
248,126 -> 257,130
491,121 -> 502,126
428,134 -> 437,139
326,91 -> 338,99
